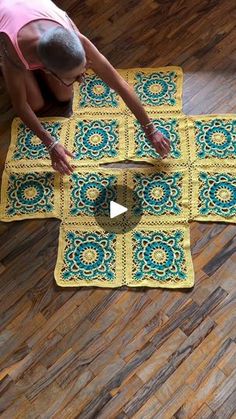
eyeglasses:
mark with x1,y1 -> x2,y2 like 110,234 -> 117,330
46,69 -> 86,87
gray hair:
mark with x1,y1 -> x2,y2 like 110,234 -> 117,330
37,26 -> 86,72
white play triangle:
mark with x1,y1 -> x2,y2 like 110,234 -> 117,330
110,201 -> 128,218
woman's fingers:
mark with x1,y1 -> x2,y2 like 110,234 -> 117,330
52,158 -> 74,175
61,156 -> 74,173
52,161 -> 60,172
150,132 -> 171,158
162,138 -> 170,150
159,135 -> 170,150
60,160 -> 72,175
50,144 -> 75,175
161,140 -> 170,155
152,138 -> 168,157
63,148 -> 75,172
52,160 -> 67,175
64,148 -> 75,158
55,162 -> 65,175
159,136 -> 170,157
164,139 -> 171,153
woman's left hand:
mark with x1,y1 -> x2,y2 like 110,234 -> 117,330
146,130 -> 171,159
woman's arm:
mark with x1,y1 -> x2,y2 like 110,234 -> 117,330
80,35 -> 170,158
1,59 -> 74,174
1,60 -> 53,145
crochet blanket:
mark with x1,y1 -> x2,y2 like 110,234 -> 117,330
0,67 -> 235,288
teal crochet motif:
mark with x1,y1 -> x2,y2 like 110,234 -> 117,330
133,172 -> 182,216
199,172 -> 236,217
7,172 -> 54,216
13,122 -> 62,160
134,71 -> 177,106
70,172 -> 117,216
79,74 -> 119,107
133,230 -> 187,282
63,231 -> 116,281
74,120 -> 119,160
195,118 -> 236,159
134,118 -> 181,158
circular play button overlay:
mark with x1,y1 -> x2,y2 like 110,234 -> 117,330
94,184 -> 142,234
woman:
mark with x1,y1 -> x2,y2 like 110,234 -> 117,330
0,0 -> 170,175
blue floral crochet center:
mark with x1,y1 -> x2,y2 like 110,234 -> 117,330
7,173 -> 54,215
63,231 -> 116,281
199,173 -> 236,217
133,230 -> 186,282
195,119 -> 236,159
134,71 -> 177,106
133,172 -> 182,216
74,120 -> 119,160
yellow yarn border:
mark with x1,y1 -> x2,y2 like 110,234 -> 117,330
191,164 -> 236,224
187,114 -> 236,167
61,166 -> 125,223
6,117 -> 69,170
0,166 -> 61,222
54,222 -> 124,288
127,112 -> 190,165
125,223 -> 194,289
54,221 -> 194,289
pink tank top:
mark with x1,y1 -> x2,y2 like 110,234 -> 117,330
0,0 -> 76,70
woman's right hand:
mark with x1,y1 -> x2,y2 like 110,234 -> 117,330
49,143 -> 75,175
147,130 -> 171,159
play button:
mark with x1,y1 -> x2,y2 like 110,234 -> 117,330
94,184 -> 142,234
110,201 -> 127,218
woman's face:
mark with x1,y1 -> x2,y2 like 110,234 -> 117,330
45,57 -> 88,86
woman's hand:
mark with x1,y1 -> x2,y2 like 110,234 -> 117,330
146,129 -> 171,159
49,143 -> 75,175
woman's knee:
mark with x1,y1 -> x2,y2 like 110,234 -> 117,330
36,70 -> 74,102
54,87 -> 73,102
30,96 -> 45,112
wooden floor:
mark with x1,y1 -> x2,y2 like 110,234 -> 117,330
0,0 -> 236,417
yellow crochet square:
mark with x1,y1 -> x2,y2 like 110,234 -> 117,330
0,166 -> 62,222
127,112 -> 190,164
127,66 -> 183,113
65,112 -> 127,165
126,165 -> 190,225
124,223 -> 194,288
54,222 -> 124,288
187,114 -> 236,166
6,117 -> 69,169
72,69 -> 128,114
61,167 -> 125,223
191,165 -> 236,223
